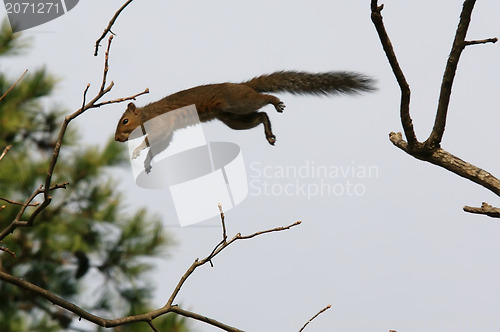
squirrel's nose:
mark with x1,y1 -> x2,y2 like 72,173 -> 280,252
115,133 -> 127,142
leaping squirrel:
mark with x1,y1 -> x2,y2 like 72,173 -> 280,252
114,71 -> 375,172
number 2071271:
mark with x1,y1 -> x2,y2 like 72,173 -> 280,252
5,2 -> 60,14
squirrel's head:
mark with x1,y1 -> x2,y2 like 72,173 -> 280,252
115,103 -> 141,142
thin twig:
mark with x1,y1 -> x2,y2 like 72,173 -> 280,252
0,145 -> 12,161
93,88 -> 149,108
299,304 -> 332,332
218,203 -> 227,242
81,84 -> 90,112
94,0 -> 135,56
169,306 -> 243,332
0,245 -> 16,257
237,220 -> 302,240
208,203 -> 228,267
99,35 -> 113,93
0,69 -> 28,102
0,197 -> 39,207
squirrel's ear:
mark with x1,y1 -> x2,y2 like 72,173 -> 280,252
127,103 -> 138,115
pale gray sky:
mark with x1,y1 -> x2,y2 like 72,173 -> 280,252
2,1 -> 500,331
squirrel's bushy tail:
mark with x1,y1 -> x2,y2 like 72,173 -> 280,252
243,70 -> 375,95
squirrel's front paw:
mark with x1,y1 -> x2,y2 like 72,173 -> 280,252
132,148 -> 141,159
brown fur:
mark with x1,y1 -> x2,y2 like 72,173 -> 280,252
115,70 -> 375,146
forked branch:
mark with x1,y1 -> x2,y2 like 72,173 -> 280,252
371,0 -> 500,215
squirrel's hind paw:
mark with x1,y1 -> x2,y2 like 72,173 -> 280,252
275,102 -> 285,113
266,134 -> 276,145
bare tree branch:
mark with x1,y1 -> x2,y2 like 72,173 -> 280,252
463,202 -> 500,218
166,218 -> 302,308
94,0 -> 135,56
389,132 -> 500,196
0,197 -> 39,207
0,244 -> 16,257
0,69 -> 27,102
465,37 -> 498,46
371,0 -> 500,214
0,35 -> 148,241
169,306 -> 244,332
425,0 -> 476,150
92,88 -> 149,108
148,321 -> 160,332
298,304 -> 331,332
370,1 -> 417,148
218,203 -> 227,242
0,182 -> 69,241
0,218 -> 302,331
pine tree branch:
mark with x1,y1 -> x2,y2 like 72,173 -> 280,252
0,69 -> 27,102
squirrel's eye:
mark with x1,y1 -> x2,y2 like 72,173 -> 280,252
122,118 -> 129,125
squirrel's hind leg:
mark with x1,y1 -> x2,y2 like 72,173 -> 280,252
216,112 -> 276,145
223,89 -> 285,114
260,94 -> 285,113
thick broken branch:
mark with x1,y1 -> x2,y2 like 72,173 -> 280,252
389,132 -> 500,196
463,202 -> 500,218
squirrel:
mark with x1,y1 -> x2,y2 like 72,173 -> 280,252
114,70 -> 375,172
